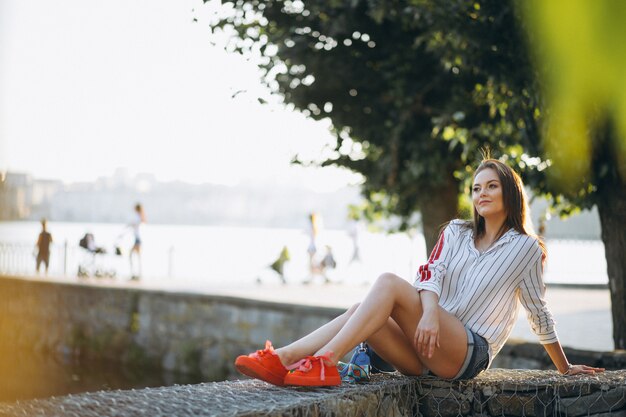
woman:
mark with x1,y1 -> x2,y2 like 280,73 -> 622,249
129,203 -> 146,281
235,159 -> 604,386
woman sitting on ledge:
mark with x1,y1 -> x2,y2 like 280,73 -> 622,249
235,159 -> 604,386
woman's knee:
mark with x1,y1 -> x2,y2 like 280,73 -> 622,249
346,302 -> 361,316
375,272 -> 404,290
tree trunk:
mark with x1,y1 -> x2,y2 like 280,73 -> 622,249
597,184 -> 626,350
418,174 -> 460,255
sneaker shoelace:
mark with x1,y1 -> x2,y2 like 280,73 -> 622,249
286,351 -> 335,381
250,340 -> 276,359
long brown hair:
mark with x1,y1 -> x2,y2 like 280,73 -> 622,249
472,159 -> 546,258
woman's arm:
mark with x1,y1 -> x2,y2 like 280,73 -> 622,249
520,244 -> 604,375
543,341 -> 605,375
412,223 -> 460,358
415,289 -> 440,358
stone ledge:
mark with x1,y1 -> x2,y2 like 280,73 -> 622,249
1,369 -> 624,417
0,274 -> 345,316
495,339 -> 626,371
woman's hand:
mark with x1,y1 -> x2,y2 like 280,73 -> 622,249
414,310 -> 440,359
563,364 -> 605,376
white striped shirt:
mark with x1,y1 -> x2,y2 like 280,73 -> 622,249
413,219 -> 558,365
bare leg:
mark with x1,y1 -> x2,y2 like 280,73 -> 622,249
137,249 -> 142,278
366,317 -> 425,375
276,303 -> 359,365
320,273 -> 469,378
315,274 -> 421,357
279,310 -> 427,376
277,273 -> 468,378
129,244 -> 143,278
275,275 -> 416,367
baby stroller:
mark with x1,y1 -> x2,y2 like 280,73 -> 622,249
77,233 -> 119,278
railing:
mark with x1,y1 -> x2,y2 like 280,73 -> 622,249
0,242 -> 72,276
0,241 -> 119,278
0,243 -> 35,275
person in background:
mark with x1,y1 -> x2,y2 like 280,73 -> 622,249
538,214 -> 547,238
348,218 -> 361,264
320,245 -> 337,284
306,212 -> 319,274
269,246 -> 291,284
129,203 -> 146,281
35,218 -> 53,275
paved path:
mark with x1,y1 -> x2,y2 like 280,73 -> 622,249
20,273 -> 614,352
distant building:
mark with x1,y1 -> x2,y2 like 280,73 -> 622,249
0,172 -> 64,221
32,179 -> 63,206
30,179 -> 63,219
0,170 -> 604,240
0,172 -> 33,220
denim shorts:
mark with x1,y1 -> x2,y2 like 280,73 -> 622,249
452,327 -> 490,380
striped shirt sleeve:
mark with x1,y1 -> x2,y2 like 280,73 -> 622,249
413,222 -> 457,297
519,243 -> 558,344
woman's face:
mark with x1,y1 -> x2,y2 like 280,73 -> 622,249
472,168 -> 505,220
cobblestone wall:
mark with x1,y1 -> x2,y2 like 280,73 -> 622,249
1,370 -> 625,417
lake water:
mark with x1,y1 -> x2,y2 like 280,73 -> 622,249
0,221 -> 609,286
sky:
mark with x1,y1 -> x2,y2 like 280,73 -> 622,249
0,0 -> 362,192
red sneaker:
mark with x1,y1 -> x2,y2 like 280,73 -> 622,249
284,352 -> 341,386
234,340 -> 288,386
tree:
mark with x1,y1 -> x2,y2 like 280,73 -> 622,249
206,0 -> 626,349
205,0 -> 538,253
520,0 -> 626,349
363,0 -> 626,350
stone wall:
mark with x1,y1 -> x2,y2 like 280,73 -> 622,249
0,276 -> 342,381
1,370 -> 626,417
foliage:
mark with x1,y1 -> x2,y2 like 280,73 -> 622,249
206,0 -> 547,231
521,0 -> 626,209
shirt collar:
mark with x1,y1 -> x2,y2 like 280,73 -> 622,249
467,226 -> 520,254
